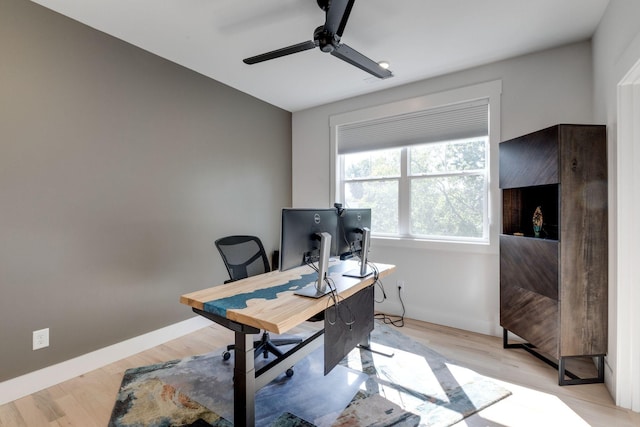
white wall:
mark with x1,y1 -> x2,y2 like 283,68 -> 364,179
292,41 -> 594,336
592,0 -> 640,410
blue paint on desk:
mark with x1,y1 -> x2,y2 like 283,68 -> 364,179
203,264 -> 344,317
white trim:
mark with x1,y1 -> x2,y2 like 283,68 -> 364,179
372,235 -> 497,255
615,58 -> 640,411
328,80 -> 502,128
0,316 -> 211,405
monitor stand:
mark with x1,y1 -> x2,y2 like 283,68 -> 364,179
343,266 -> 374,278
295,285 -> 332,298
295,232 -> 333,298
343,227 -> 373,278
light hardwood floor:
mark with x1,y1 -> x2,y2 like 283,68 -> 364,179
1,317 -> 638,427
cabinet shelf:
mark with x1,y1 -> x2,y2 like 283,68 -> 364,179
502,184 -> 559,240
500,233 -> 558,243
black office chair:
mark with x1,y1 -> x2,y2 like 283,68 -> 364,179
214,235 -> 302,365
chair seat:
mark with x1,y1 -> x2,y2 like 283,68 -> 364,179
215,235 -> 304,364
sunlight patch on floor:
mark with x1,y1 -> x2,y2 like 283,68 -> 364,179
455,381 -> 592,426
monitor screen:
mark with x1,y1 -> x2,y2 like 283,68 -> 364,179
279,208 -> 339,272
336,208 -> 372,259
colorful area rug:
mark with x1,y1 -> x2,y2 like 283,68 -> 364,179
109,322 -> 511,426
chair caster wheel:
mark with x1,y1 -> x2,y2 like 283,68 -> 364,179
222,351 -> 231,361
286,368 -> 294,377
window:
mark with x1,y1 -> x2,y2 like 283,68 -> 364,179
330,81 -> 501,246
342,148 -> 401,235
410,137 -> 488,239
340,137 -> 488,242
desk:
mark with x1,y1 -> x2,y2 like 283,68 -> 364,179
180,260 -> 395,427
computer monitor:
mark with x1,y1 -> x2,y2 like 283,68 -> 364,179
279,208 -> 339,297
334,208 -> 373,278
335,208 -> 372,259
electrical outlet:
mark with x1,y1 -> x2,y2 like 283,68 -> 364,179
33,328 -> 49,350
397,280 -> 405,291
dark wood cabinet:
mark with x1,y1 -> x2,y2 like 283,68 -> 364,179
499,124 -> 608,385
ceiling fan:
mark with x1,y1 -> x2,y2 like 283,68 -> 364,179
242,0 -> 393,79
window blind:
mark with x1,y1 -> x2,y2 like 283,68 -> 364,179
337,98 -> 489,154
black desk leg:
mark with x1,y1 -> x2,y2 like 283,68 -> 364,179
234,331 -> 255,427
357,333 -> 394,358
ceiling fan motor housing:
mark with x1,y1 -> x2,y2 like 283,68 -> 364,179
314,26 -> 338,53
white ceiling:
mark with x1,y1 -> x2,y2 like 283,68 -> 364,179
30,0 -> 610,112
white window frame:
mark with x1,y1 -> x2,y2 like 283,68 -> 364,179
329,80 -> 502,253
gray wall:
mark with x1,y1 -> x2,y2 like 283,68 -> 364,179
0,0 -> 291,382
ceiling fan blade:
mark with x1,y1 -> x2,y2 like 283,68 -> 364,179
324,0 -> 355,37
331,43 -> 393,79
243,40 -> 316,64
336,0 -> 355,37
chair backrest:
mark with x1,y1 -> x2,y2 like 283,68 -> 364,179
214,235 -> 271,282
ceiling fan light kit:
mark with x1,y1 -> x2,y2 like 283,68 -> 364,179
242,0 -> 392,79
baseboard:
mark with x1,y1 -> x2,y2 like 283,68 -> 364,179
0,316 -> 211,406
376,300 -> 500,337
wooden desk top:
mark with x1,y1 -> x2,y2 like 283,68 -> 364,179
180,260 -> 396,335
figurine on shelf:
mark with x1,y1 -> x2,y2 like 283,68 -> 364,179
532,206 -> 543,237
